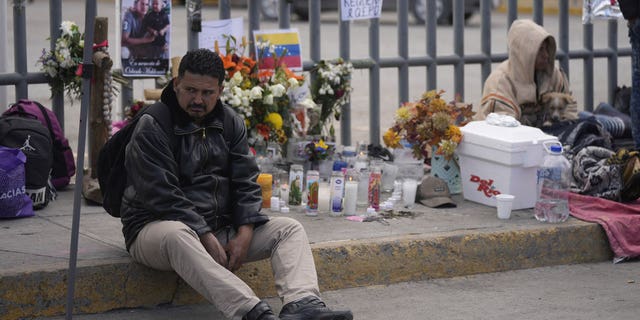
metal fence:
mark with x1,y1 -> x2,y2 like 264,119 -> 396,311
0,0 -> 632,145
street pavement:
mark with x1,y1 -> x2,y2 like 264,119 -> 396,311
36,261 -> 640,320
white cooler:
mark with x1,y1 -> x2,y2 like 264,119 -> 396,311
455,121 -> 558,210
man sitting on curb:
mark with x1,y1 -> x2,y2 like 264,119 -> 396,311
121,48 -> 353,320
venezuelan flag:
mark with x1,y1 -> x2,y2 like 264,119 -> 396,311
254,30 -> 303,71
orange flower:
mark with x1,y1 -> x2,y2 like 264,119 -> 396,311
256,123 -> 271,141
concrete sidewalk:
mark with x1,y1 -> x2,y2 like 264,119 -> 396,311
0,185 -> 612,320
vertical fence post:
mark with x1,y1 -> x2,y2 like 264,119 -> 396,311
50,0 -> 64,129
13,0 -> 28,99
480,0 -> 492,87
453,0 -> 464,99
558,0 -> 570,76
397,0 -> 409,105
369,18 -> 380,145
583,23 -> 594,111
426,0 -> 437,91
187,0 -> 201,50
608,19 -> 619,104
0,0 -> 7,109
338,0 -> 352,146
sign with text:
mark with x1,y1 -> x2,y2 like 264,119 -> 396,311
340,0 -> 384,21
199,17 -> 244,55
121,0 -> 171,77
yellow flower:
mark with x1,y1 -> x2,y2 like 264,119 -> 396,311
383,128 -> 401,148
422,90 -> 439,100
316,139 -> 329,150
445,125 -> 462,142
432,112 -> 451,132
395,105 -> 412,122
265,112 -> 283,130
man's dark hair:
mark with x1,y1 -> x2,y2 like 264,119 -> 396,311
178,49 -> 225,85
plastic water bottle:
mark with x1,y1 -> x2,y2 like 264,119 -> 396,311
534,143 -> 571,223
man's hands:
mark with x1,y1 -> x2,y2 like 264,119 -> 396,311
200,232 -> 228,268
200,224 -> 254,272
225,224 -> 254,272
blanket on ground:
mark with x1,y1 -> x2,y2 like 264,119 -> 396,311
569,192 -> 640,262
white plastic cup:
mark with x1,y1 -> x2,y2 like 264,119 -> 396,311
496,194 -> 515,219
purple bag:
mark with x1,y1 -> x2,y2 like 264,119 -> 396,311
0,146 -> 34,218
4,99 -> 76,189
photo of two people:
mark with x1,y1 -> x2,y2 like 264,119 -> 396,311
121,0 -> 171,76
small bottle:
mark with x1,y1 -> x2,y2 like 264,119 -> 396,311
329,170 -> 345,216
368,165 -> 382,211
534,143 -> 571,223
288,164 -> 304,206
306,170 -> 320,216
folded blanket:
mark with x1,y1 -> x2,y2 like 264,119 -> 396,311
569,192 -> 640,262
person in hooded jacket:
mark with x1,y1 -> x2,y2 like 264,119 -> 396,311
620,0 -> 640,148
476,19 -> 578,126
121,48 -> 352,320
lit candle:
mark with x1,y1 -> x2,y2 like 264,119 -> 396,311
280,183 -> 289,209
318,182 -> 331,213
344,180 -> 358,216
257,173 -> 273,208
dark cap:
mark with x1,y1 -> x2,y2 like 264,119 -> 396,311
418,176 -> 457,208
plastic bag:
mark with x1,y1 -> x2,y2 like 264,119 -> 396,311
583,0 -> 624,24
0,146 -> 34,218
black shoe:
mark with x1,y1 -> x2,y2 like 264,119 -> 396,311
244,301 -> 279,320
279,296 -> 353,320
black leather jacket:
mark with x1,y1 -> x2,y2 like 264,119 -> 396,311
620,0 -> 640,20
120,81 -> 268,250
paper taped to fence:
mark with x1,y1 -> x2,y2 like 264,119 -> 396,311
583,0 -> 624,24
199,17 -> 244,55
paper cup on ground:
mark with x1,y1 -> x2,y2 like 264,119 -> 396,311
496,194 -> 515,219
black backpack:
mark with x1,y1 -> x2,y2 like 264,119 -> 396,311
4,99 -> 76,189
97,102 -> 174,217
97,102 -> 236,217
0,114 -> 56,209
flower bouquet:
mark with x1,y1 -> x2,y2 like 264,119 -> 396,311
216,36 -> 304,149
308,58 -> 354,138
383,90 -> 475,161
304,138 -> 335,162
37,21 -> 84,99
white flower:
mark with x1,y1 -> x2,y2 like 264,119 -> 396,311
60,21 -> 76,37
231,71 -> 243,86
270,84 -> 286,97
250,86 -> 263,100
288,77 -> 300,89
232,86 -> 243,96
263,94 -> 274,105
230,95 -> 242,107
241,96 -> 250,107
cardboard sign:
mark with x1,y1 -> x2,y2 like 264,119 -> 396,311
340,0 -> 384,21
199,17 -> 244,55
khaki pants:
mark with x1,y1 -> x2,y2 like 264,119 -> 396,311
129,216 -> 320,320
